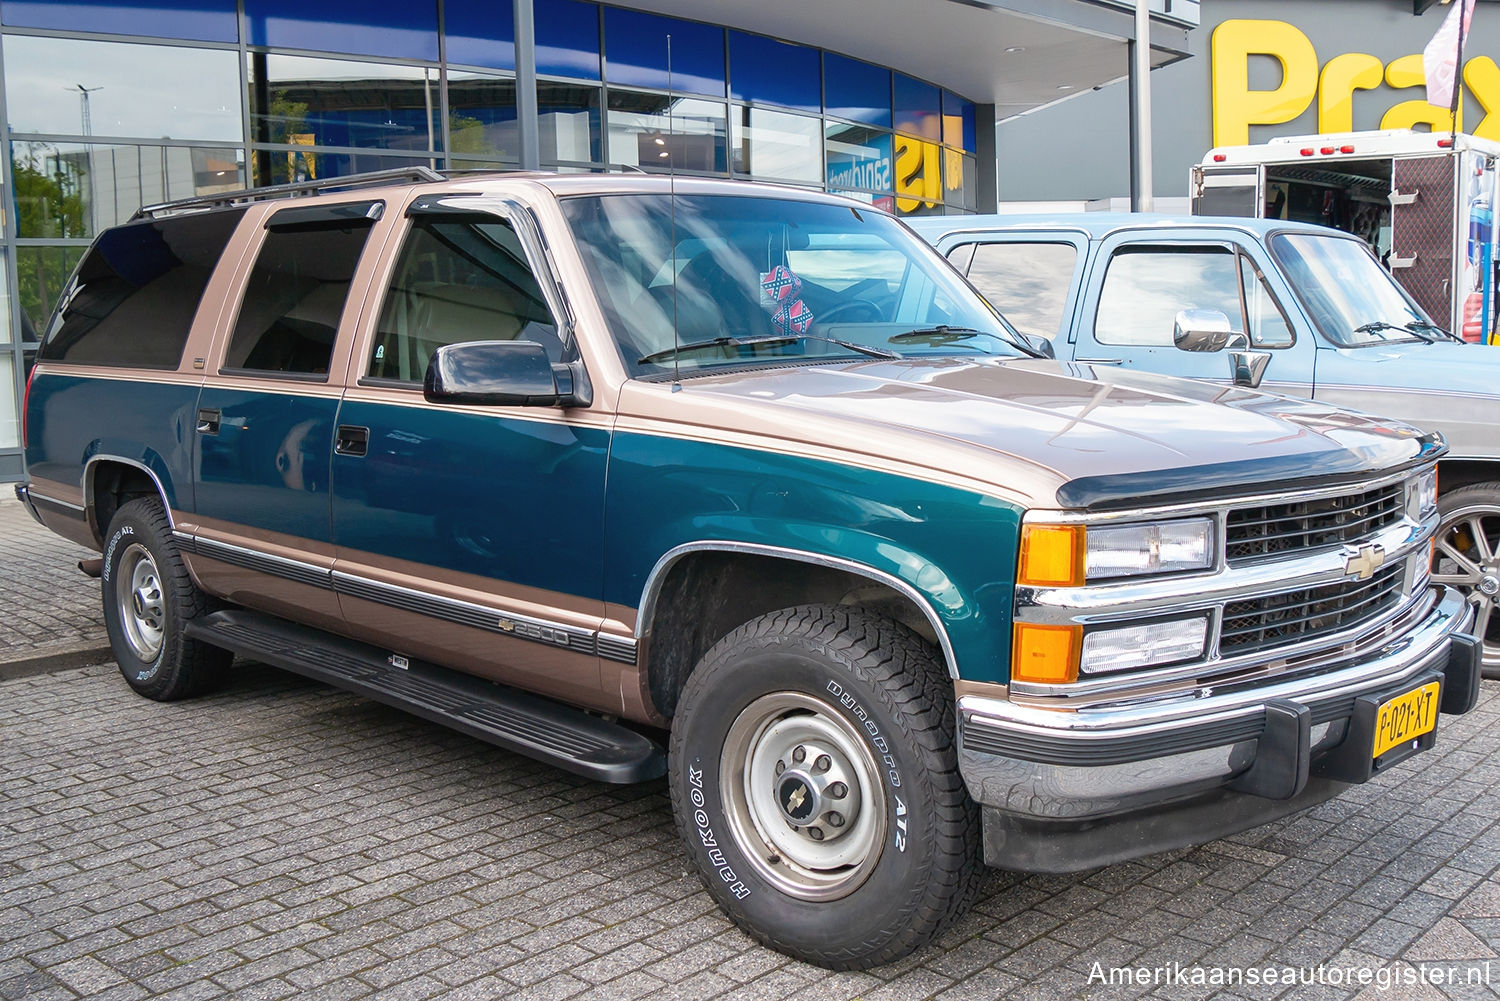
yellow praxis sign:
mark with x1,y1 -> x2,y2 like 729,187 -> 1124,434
1211,18 -> 1500,146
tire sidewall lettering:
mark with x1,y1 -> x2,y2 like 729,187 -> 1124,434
686,757 -> 752,900
823,678 -> 909,853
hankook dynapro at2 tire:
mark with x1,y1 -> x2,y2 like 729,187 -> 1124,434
101,497 -> 230,701
668,604 -> 982,969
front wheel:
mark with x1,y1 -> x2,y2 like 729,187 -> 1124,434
668,605 -> 982,969
1433,484 -> 1500,676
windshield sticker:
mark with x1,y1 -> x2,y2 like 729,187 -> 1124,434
761,265 -> 815,336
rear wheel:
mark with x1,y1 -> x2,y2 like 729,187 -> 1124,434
1433,483 -> 1500,676
668,604 -> 982,969
101,497 -> 230,700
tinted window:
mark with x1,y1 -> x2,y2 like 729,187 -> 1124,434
825,123 -> 892,196
2,0 -> 237,43
1095,248 -> 1241,346
249,54 -> 438,153
728,32 -> 819,113
603,8 -> 725,97
607,91 -> 726,173
369,215 -> 561,383
535,0 -> 601,80
732,108 -> 821,183
244,0 -> 438,60
39,208 -> 246,368
224,214 -> 376,376
894,74 -> 940,140
824,54 -> 891,128
444,0 -> 515,70
966,242 -> 1078,340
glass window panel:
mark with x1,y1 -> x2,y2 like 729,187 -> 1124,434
2,0 -> 237,43
17,246 -> 87,335
249,54 -> 438,154
894,74 -> 940,141
38,208 -> 247,369
602,8 -> 724,97
448,73 -> 519,163
823,53 -> 890,128
1096,248 -> 1242,346
445,0 -> 515,70
13,141 -> 245,239
3,36 -> 242,142
225,217 -> 377,375
967,242 -> 1078,340
727,32 -> 819,113
893,135 -> 943,213
825,123 -> 891,195
370,214 -> 562,383
0,354 -> 15,448
607,91 -> 725,173
1241,255 -> 1294,347
536,0 -> 601,80
250,149 -> 435,186
732,108 -> 820,184
245,0 -> 438,61
942,90 -> 976,151
942,149 -> 976,210
538,83 -> 601,164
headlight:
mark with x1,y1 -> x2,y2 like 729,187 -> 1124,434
1080,616 -> 1209,675
1085,518 -> 1216,580
1408,466 -> 1438,520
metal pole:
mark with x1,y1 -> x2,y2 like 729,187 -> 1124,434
1131,0 -> 1155,212
514,0 -> 541,170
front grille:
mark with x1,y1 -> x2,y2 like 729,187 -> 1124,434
1225,482 -> 1405,564
1219,562 -> 1405,657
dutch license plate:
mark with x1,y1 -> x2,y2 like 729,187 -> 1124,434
1371,681 -> 1441,760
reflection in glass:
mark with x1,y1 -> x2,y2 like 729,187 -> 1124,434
244,0 -> 438,61
2,0 -> 238,44
445,0 -> 516,70
825,123 -> 892,195
17,246 -> 86,334
0,354 -> 15,448
250,149 -> 436,187
539,83 -> 602,164
3,36 -> 242,142
824,54 -> 891,128
602,8 -> 724,97
894,74 -> 941,141
13,141 -> 244,239
943,150 -> 976,210
942,91 -> 976,151
732,108 -> 821,184
1096,249 -> 1242,346
894,135 -> 943,213
967,242 -> 1079,340
536,0 -> 601,80
448,73 -> 519,162
607,92 -> 726,173
250,54 -> 438,154
728,32 -> 819,113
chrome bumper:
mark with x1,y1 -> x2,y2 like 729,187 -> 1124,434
958,585 -> 1476,824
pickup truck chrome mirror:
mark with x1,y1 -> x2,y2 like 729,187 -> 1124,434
424,340 -> 591,408
1172,309 -> 1242,352
1227,348 -> 1271,389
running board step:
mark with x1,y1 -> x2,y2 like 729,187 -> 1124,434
185,610 -> 665,783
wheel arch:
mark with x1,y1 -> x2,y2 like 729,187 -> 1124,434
636,542 -> 961,720
83,454 -> 175,548
1437,457 -> 1500,495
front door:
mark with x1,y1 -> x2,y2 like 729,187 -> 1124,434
329,203 -> 612,709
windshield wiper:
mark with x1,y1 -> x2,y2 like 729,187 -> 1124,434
638,333 -> 899,365
1406,320 -> 1464,343
1352,321 -> 1410,340
889,325 -> 1043,358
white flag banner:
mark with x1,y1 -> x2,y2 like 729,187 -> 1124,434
1425,0 -> 1478,110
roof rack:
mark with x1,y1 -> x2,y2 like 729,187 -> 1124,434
130,165 -> 447,220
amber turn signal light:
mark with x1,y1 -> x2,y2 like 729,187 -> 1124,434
1018,524 -> 1085,587
1011,622 -> 1082,685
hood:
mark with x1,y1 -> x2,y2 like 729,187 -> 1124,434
1318,339 -> 1500,396
616,357 -> 1437,510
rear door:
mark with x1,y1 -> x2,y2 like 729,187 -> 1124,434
1069,228 -> 1316,394
1192,165 -> 1263,218
1390,154 -> 1458,329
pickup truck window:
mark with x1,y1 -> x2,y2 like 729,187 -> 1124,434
561,192 -> 1022,376
1272,232 -> 1430,347
368,214 -> 563,383
964,241 -> 1077,340
1095,246 -> 1292,348
223,217 -> 376,376
38,207 -> 247,369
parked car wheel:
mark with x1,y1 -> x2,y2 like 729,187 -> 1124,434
1433,483 -> 1500,676
101,497 -> 231,700
668,604 -> 982,969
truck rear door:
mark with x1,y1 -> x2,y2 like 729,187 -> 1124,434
1390,154 -> 1458,329
1191,166 -> 1262,218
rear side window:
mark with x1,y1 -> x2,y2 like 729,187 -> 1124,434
223,208 -> 378,377
963,241 -> 1078,340
38,208 -> 247,368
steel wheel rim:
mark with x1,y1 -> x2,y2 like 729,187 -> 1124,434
719,692 -> 886,901
1432,503 -> 1500,668
115,543 -> 165,661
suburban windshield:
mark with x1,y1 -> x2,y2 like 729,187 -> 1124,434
1271,232 -> 1433,346
559,193 -> 1026,377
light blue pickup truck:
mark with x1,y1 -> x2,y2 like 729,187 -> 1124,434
912,213 -> 1500,673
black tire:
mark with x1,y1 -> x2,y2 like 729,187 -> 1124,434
1434,483 -> 1500,677
668,604 -> 982,969
100,497 -> 230,701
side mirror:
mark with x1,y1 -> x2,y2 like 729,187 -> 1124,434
423,341 -> 591,408
1019,332 -> 1056,358
1172,309 -> 1243,352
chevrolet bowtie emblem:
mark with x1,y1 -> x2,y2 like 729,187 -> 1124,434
787,786 -> 807,812
1344,543 -> 1386,581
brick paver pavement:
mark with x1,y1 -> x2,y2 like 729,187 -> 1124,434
0,497 -> 105,658
3,656 -> 1500,1000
